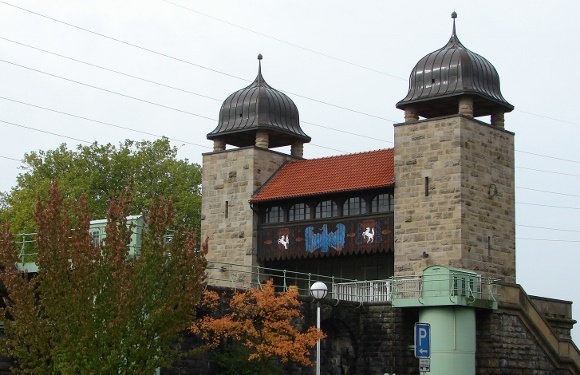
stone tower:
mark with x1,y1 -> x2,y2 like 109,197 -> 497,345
393,13 -> 516,283
201,55 -> 310,287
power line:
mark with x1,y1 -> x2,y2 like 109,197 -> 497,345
518,202 -> 580,210
1,3 -> 579,168
0,59 -> 217,122
516,237 -> 580,243
2,43 -> 573,159
517,166 -> 580,178
160,0 -> 407,82
0,2 -> 393,122
5,94 -> 580,176
517,186 -> 580,199
4,0 -> 580,136
160,0 -> 580,132
515,149 -> 580,165
0,1 -> 248,82
517,224 -> 580,233
0,36 -> 223,103
515,109 -> 580,127
0,96 -> 211,150
0,155 -> 23,162
0,119 -> 90,144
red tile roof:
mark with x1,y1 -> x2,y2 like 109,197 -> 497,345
250,148 -> 395,202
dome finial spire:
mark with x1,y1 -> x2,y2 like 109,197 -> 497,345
257,53 -> 263,84
451,11 -> 457,37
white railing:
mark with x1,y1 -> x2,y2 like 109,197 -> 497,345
391,277 -> 423,299
332,280 -> 392,303
391,275 -> 498,302
208,261 -> 395,305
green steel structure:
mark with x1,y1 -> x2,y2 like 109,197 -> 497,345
392,266 -> 498,375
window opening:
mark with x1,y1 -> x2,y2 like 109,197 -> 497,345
371,193 -> 394,213
265,206 -> 284,223
315,200 -> 338,219
289,203 -> 310,222
343,197 -> 366,216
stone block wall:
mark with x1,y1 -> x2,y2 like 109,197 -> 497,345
166,294 -> 577,375
393,115 -> 515,283
2,294 -> 576,374
476,309 -> 573,375
201,146 -> 296,288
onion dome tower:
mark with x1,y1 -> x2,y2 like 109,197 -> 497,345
393,13 -> 516,284
396,12 -> 513,127
202,55 -> 309,289
207,54 -> 310,157
393,14 -> 516,375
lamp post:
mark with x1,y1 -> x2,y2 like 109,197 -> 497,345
310,281 -> 328,375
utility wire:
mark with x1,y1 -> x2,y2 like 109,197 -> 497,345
517,224 -> 580,233
3,1 -> 579,134
518,202 -> 580,210
517,166 -> 580,178
516,237 -> 580,243
515,150 -> 580,165
517,186 -> 580,199
0,43 -> 574,158
0,36 -> 223,103
0,59 -> 217,122
0,96 -> 211,150
0,114 -> 348,156
0,1 -> 247,81
160,0 -> 580,131
4,94 -> 580,175
0,3 -> 392,122
1,4 -> 579,164
0,119 -> 90,144
161,0 -> 407,82
0,155 -> 23,162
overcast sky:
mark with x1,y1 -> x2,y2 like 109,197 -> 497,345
2,1 -> 580,342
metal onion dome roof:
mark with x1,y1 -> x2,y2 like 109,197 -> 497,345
396,12 -> 513,118
207,55 -> 310,148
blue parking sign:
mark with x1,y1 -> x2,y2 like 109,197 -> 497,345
414,323 -> 431,358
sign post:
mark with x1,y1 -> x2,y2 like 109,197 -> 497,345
414,323 -> 431,373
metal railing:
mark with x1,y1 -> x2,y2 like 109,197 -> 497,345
207,261 -> 351,297
391,275 -> 498,302
14,233 -> 38,266
332,280 -> 392,304
206,261 -> 395,305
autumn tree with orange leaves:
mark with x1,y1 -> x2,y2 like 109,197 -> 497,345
0,183 -> 207,374
192,279 -> 325,375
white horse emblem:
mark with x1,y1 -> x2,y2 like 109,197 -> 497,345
278,235 -> 290,249
362,227 -> 374,243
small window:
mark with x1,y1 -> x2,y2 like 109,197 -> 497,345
371,193 -> 394,213
264,206 -> 284,223
315,200 -> 338,219
289,203 -> 310,222
343,197 -> 366,216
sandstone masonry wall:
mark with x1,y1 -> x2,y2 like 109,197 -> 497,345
393,115 -> 516,283
201,147 -> 296,288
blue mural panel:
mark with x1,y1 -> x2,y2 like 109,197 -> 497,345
305,224 -> 346,253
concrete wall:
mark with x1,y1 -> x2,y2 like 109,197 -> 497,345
393,115 -> 516,283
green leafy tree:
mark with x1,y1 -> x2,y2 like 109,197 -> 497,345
0,183 -> 207,374
0,138 -> 202,234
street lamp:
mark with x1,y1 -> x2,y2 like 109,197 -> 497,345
310,281 -> 327,375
